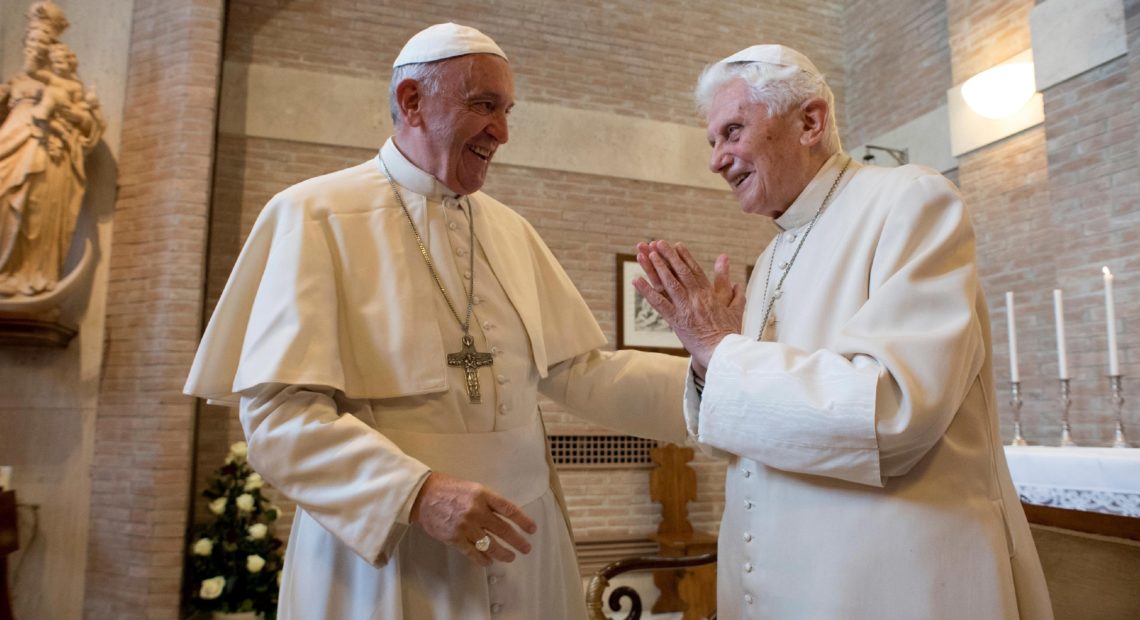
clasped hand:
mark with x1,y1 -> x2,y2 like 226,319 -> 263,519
632,240 -> 745,377
410,471 -> 536,566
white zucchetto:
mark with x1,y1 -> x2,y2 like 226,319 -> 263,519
393,22 -> 508,68
718,44 -> 822,78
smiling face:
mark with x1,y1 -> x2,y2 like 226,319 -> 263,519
705,80 -> 821,218
396,54 -> 514,195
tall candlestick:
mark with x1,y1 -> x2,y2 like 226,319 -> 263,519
1053,289 -> 1069,379
1103,266 -> 1120,376
1005,291 -> 1020,383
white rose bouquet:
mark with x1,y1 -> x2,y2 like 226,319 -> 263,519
186,440 -> 285,619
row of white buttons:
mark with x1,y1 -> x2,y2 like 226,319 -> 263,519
488,573 -> 503,614
742,461 -> 756,606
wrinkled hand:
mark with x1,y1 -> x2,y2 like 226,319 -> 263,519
410,471 -> 537,566
632,240 -> 745,376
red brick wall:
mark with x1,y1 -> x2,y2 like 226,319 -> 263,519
85,1 -> 224,617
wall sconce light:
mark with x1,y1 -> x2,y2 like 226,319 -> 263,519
960,61 -> 1037,119
862,145 -> 909,166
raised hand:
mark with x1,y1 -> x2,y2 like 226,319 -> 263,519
632,240 -> 745,375
410,471 -> 537,566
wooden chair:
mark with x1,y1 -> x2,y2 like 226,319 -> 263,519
585,444 -> 719,619
585,552 -> 717,620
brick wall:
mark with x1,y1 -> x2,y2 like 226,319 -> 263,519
224,0 -> 845,127
84,0 -> 224,617
942,0 -> 1140,444
843,0 -> 951,148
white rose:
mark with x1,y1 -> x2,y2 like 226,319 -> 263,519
246,554 -> 266,573
208,497 -> 227,515
192,538 -> 213,556
199,576 -> 225,600
236,493 -> 255,512
229,441 -> 248,459
247,523 -> 268,540
243,473 -> 264,491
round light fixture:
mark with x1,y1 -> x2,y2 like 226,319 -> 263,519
961,62 -> 1036,119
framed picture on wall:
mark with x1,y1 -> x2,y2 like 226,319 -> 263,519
615,253 -> 687,356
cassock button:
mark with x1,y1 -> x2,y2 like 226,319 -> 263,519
778,261 -> 789,270
463,271 -> 472,279
483,320 -> 493,330
744,562 -> 753,573
744,500 -> 753,510
742,469 -> 751,478
497,374 -> 508,384
498,403 -> 510,415
488,575 -> 499,585
743,532 -> 752,542
787,233 -> 797,243
491,346 -> 500,356
745,594 -> 754,605
490,603 -> 503,614
473,295 -> 482,304
456,247 -> 467,256
448,221 -> 458,231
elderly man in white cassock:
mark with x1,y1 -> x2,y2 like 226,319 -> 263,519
634,45 -> 1054,619
185,23 -> 689,619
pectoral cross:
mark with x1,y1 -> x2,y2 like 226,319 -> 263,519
447,334 -> 494,403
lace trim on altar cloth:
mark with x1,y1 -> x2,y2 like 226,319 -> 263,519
1016,483 -> 1140,517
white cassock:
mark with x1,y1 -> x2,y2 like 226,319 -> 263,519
685,153 -> 1053,619
185,139 -> 688,619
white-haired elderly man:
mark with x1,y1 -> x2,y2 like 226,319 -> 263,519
186,23 -> 688,619
635,44 -> 1053,619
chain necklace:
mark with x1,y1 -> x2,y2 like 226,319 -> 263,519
756,156 -> 852,342
380,157 -> 493,403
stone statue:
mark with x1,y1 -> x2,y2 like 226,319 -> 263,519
0,1 -> 104,298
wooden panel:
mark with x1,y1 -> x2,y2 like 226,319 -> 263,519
1022,503 -> 1140,542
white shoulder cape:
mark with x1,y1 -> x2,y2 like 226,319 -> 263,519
185,158 -> 606,404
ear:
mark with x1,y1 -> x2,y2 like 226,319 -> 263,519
798,97 -> 828,148
395,79 -> 425,128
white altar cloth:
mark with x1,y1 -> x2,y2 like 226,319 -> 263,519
1004,446 -> 1140,517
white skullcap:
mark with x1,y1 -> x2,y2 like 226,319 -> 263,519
393,22 -> 507,68
718,44 -> 822,78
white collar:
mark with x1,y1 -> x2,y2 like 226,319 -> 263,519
378,138 -> 463,202
774,152 -> 857,231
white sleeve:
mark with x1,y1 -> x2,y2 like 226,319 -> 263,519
239,383 -> 431,566
692,175 -> 984,487
539,348 -> 690,445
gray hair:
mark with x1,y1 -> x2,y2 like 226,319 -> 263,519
389,61 -> 447,125
694,61 -> 842,154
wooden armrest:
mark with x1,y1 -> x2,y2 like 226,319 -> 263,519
585,552 -> 717,620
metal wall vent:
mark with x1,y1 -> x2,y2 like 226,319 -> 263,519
549,435 -> 658,469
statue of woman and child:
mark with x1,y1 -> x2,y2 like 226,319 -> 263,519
0,1 -> 105,299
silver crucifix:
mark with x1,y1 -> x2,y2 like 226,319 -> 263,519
447,334 -> 494,403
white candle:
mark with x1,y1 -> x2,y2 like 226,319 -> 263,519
1104,266 -> 1120,376
1053,289 -> 1069,379
1005,291 -> 1020,383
